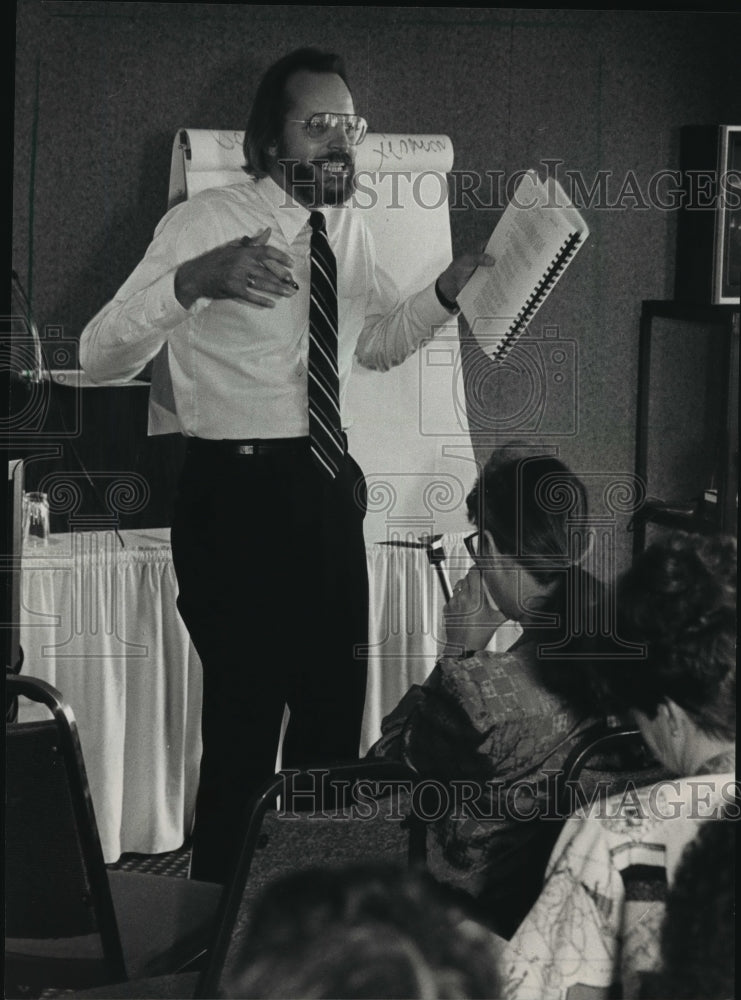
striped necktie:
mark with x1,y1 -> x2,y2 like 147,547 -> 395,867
308,211 -> 344,479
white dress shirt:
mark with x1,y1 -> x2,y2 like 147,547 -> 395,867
79,175 -> 451,439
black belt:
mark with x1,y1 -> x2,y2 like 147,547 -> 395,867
186,434 -> 347,457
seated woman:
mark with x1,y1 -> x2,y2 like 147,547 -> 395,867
502,532 -> 736,1000
367,449 -> 611,938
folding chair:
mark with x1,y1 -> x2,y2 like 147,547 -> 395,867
4,674 -> 223,999
557,718 -> 671,816
194,758 -> 427,998
470,719 -> 670,940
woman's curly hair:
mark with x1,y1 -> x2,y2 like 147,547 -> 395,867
593,533 -> 736,738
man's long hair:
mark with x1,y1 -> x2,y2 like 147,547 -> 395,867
243,48 -> 351,178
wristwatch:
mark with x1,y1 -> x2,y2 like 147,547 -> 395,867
435,278 -> 460,314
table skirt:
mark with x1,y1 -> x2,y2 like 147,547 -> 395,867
18,528 -> 513,862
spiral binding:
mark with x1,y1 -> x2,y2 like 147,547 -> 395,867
491,230 -> 583,362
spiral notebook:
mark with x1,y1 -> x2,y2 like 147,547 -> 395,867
458,169 -> 589,359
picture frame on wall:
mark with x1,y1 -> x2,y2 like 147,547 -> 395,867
675,123 -> 741,306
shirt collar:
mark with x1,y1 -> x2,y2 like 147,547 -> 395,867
255,174 -> 348,245
255,175 -> 311,246
695,748 -> 736,776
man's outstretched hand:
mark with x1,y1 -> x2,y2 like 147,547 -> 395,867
174,227 -> 299,310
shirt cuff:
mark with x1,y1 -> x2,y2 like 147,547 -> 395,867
434,277 -> 461,314
484,632 -> 500,653
415,281 -> 461,328
143,270 -> 211,329
484,620 -> 523,653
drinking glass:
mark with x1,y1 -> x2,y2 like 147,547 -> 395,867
23,491 -> 50,546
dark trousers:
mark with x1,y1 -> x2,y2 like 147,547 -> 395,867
170,440 -> 369,883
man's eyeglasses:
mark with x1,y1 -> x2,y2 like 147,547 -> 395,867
286,112 -> 368,145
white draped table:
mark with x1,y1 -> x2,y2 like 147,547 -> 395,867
18,528 -> 517,862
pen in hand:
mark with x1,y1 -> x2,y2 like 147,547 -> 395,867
241,233 -> 300,290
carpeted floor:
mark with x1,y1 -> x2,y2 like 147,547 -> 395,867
107,842 -> 192,878
103,754 -> 668,883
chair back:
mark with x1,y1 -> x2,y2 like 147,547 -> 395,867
195,759 -> 426,998
472,720 -> 670,939
557,720 -> 671,816
5,674 -> 127,992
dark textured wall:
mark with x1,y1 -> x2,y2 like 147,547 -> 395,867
12,4 -> 740,563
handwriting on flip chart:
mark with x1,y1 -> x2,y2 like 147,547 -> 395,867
357,134 -> 453,174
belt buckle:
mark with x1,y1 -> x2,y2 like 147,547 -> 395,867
236,444 -> 255,455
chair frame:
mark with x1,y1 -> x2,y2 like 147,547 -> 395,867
195,758 -> 425,998
194,725 -> 655,985
562,721 -> 643,780
5,673 -> 128,988
6,673 -> 224,997
556,720 -> 648,816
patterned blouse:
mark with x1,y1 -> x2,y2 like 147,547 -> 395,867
367,634 -> 597,935
502,751 -> 737,999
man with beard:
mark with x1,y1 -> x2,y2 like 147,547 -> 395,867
80,47 -> 491,884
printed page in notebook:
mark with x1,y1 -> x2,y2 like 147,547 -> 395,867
457,169 -> 589,356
